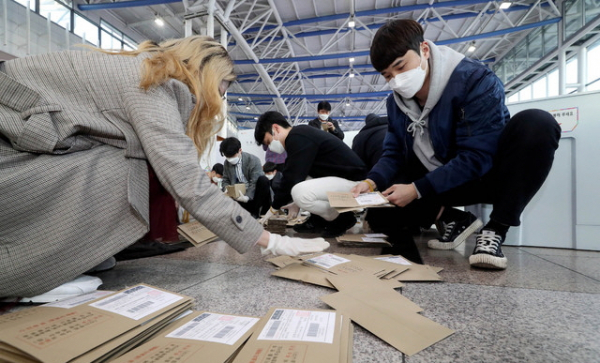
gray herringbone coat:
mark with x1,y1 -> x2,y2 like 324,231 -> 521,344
0,51 -> 263,297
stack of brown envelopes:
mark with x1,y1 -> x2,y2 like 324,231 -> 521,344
0,284 -> 194,363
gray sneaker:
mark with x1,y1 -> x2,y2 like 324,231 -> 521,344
428,212 -> 482,250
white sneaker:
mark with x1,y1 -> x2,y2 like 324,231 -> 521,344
20,275 -> 103,303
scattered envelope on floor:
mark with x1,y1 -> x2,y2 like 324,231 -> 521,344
320,274 -> 454,356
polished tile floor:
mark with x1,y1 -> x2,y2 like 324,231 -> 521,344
4,224 -> 600,362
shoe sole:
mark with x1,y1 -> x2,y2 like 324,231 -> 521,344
427,219 -> 483,250
469,253 -> 508,270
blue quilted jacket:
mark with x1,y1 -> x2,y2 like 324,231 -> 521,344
367,57 -> 510,198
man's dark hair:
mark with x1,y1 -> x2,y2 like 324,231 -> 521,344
317,101 -> 331,112
263,162 -> 277,173
211,163 -> 224,176
370,19 -> 424,72
219,137 -> 241,157
254,111 -> 291,145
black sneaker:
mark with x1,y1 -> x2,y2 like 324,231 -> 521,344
428,212 -> 482,250
293,214 -> 327,233
469,230 -> 508,269
322,212 -> 357,238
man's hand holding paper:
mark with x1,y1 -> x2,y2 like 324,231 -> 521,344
382,183 -> 418,207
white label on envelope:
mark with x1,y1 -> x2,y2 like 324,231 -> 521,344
43,291 -> 114,309
361,237 -> 387,243
355,192 -> 387,206
257,309 -> 336,344
375,256 -> 412,265
306,254 -> 350,269
89,285 -> 183,320
364,233 -> 387,238
166,313 -> 259,345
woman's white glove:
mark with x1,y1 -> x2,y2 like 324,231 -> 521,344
260,233 -> 330,256
236,191 -> 250,203
258,207 -> 277,225
281,202 -> 300,220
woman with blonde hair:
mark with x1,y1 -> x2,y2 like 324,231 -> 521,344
0,36 -> 328,299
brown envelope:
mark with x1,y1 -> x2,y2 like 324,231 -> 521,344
327,191 -> 393,213
226,183 -> 247,198
371,255 -> 443,282
271,263 -> 336,289
303,253 -> 402,278
71,302 -> 193,363
320,285 -> 454,356
177,220 -> 219,247
265,255 -> 303,268
325,274 -> 422,313
0,284 -> 193,363
231,307 -> 349,363
110,311 -> 260,363
271,254 -> 405,290
335,233 -> 392,247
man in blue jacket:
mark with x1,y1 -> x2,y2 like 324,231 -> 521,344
352,19 -> 561,270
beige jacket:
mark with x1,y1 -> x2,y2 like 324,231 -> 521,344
0,50 -> 262,297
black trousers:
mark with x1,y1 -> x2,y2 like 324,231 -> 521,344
239,175 -> 272,217
367,109 -> 562,235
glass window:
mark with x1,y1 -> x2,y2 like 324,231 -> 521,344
123,36 -> 137,50
543,24 -> 558,55
56,0 -> 72,7
584,0 -> 600,23
565,0 -> 583,38
100,30 -> 121,50
13,0 -> 36,11
507,93 -> 519,103
566,58 -> 578,86
528,38 -> 543,60
74,13 -> 99,46
40,0 -> 70,29
532,77 -> 547,99
587,79 -> 600,91
548,70 -> 559,97
587,43 -> 600,85
100,20 -> 122,40
519,85 -> 532,101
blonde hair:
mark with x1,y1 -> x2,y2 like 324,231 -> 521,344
91,36 -> 235,155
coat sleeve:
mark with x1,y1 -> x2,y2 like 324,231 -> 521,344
122,80 -> 263,253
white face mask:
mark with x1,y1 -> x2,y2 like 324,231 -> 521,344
212,176 -> 222,184
318,113 -> 329,121
226,156 -> 240,165
268,130 -> 286,154
388,55 -> 427,99
265,173 -> 275,180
